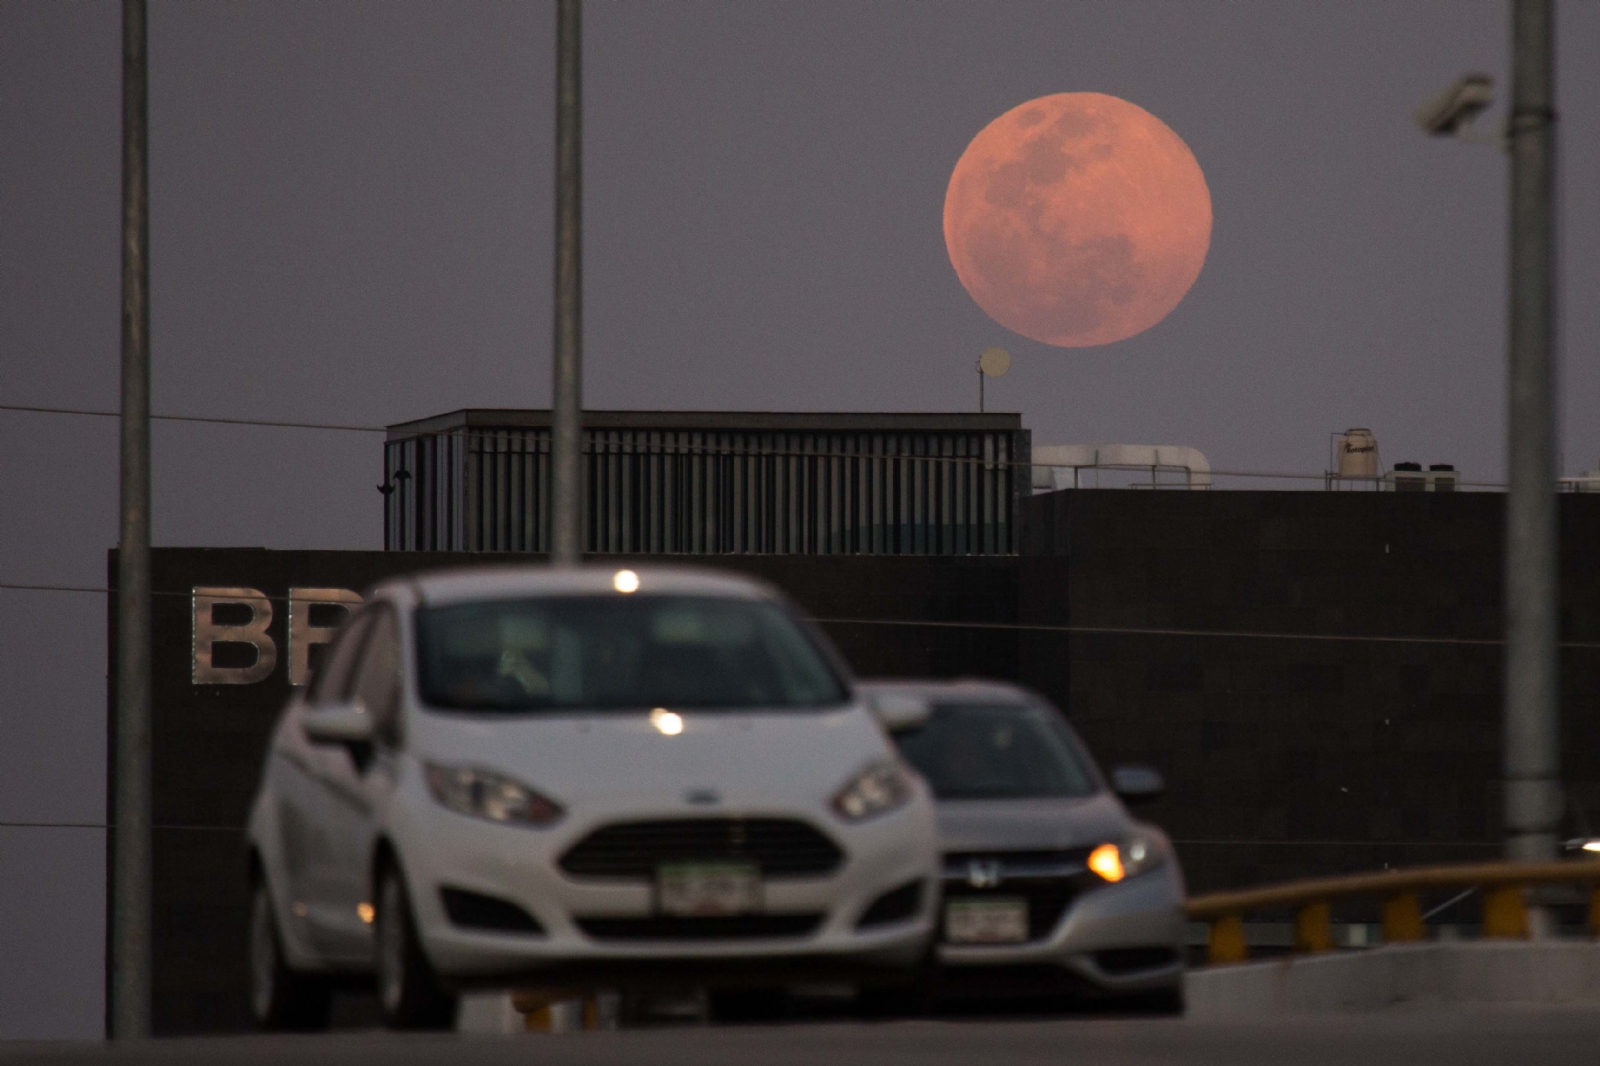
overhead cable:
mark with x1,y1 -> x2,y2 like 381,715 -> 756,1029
0,402 -> 1512,487
0,402 -> 384,434
2,580 -> 1597,648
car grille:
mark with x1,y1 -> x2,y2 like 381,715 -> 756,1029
559,818 -> 844,879
574,914 -> 825,941
940,848 -> 1096,944
943,848 -> 1094,874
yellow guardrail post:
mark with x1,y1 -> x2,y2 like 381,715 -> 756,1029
1293,901 -> 1333,953
1208,913 -> 1248,964
1481,884 -> 1529,938
1381,892 -> 1426,942
513,987 -> 593,1032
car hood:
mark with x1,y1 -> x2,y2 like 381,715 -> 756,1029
935,793 -> 1135,853
409,703 -> 892,812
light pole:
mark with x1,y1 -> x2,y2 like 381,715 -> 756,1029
1417,0 -> 1560,863
1502,0 -> 1559,864
550,0 -> 582,565
113,0 -> 153,1038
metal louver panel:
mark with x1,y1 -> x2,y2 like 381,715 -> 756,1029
384,412 -> 1027,555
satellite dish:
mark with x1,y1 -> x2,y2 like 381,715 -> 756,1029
978,347 -> 1011,377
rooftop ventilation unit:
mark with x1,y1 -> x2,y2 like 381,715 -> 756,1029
1560,463 -> 1600,493
1030,444 -> 1211,491
1383,462 -> 1459,492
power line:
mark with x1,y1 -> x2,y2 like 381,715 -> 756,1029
0,821 -> 109,829
0,402 -> 384,434
1421,887 -> 1480,921
0,820 -> 241,832
3,579 -> 1599,648
0,402 -> 1519,487
812,616 -> 1537,647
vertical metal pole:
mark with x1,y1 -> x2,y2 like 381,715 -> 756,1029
113,0 -> 152,1038
1504,0 -> 1559,863
550,0 -> 583,564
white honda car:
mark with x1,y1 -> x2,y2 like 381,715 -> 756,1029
246,565 -> 938,1029
859,679 -> 1186,1011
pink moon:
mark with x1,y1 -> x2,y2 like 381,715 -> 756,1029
943,92 -> 1213,348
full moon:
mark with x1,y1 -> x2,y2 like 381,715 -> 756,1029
943,93 -> 1212,348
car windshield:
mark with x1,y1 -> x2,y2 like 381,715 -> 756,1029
414,594 -> 848,712
893,702 -> 1097,800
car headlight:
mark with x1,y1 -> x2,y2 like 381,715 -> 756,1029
831,760 -> 915,822
1087,831 -> 1168,883
423,763 -> 563,827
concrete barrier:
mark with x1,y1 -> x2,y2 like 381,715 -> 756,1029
456,991 -> 624,1034
1186,941 -> 1600,1018
456,992 -> 526,1034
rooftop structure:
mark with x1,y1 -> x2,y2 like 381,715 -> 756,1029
383,409 -> 1030,555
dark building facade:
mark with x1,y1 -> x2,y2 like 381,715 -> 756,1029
383,410 -> 1031,556
1022,489 -> 1600,892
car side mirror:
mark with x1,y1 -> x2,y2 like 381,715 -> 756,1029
867,692 -> 931,734
1110,764 -> 1163,804
302,700 -> 375,745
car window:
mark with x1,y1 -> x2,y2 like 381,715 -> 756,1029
414,594 -> 847,713
893,702 -> 1097,800
307,609 -> 372,704
351,607 -> 402,726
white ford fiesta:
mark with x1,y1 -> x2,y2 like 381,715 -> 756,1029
246,565 -> 938,1029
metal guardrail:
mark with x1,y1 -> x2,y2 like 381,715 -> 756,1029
1185,861 -> 1600,965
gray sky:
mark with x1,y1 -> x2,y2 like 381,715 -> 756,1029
1,0 -> 1596,1037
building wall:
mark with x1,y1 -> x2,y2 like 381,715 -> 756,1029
1019,490 -> 1600,896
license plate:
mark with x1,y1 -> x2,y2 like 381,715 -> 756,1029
945,897 -> 1029,943
656,862 -> 762,916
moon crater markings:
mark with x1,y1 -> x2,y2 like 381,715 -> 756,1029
943,93 -> 1212,349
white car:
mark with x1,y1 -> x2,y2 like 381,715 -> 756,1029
246,565 -> 938,1029
859,679 -> 1186,1011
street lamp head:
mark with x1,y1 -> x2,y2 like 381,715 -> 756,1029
1415,74 -> 1494,136
978,346 -> 1011,378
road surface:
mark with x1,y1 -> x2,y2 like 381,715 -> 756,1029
4,1007 -> 1599,1066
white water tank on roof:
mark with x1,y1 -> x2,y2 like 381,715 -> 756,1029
1335,428 -> 1380,479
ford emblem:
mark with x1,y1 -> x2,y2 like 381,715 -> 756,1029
967,858 -> 1003,889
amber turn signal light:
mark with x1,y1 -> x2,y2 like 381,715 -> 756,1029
1088,842 -> 1125,883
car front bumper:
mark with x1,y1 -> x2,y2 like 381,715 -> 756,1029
935,860 -> 1186,993
394,793 -> 938,987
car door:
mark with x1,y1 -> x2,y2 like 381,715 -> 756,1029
308,603 -> 405,961
274,608 -> 373,956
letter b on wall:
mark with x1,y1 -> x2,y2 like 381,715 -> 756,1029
192,587 -> 277,684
